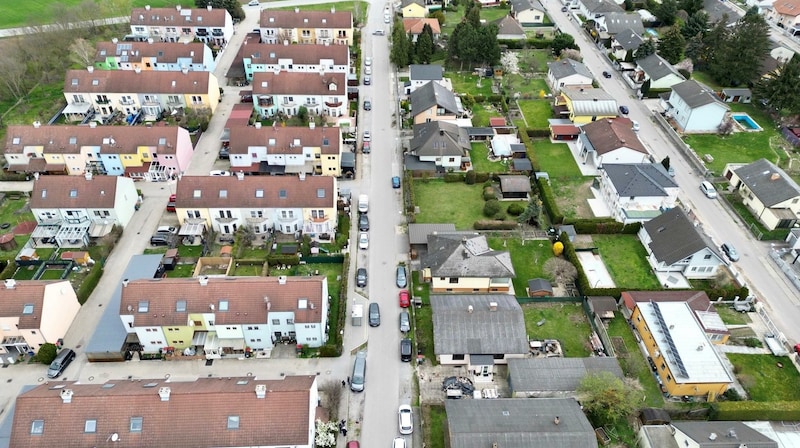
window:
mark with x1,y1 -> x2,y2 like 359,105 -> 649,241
130,417 -> 143,432
452,354 -> 465,360
449,278 -> 458,284
22,304 -> 34,315
272,319 -> 280,325
227,416 -> 240,430
30,420 -> 44,435
219,190 -> 228,198
279,189 -> 287,198
69,189 -> 78,197
250,210 -> 263,218
193,190 -> 202,198
85,419 -> 97,433
287,318 -> 294,324
317,188 -> 325,198
255,189 -> 264,198
176,300 -> 186,312
219,300 -> 229,311
704,254 -> 712,260
138,301 -> 149,313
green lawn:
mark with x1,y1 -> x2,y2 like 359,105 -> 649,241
725,193 -> 791,241
411,271 -> 436,365
510,77 -> 549,98
488,237 -> 554,294
470,103 -> 503,127
168,264 -> 196,278
470,142 -> 507,173
713,304 -> 751,325
592,234 -> 661,289
516,99 -> 553,129
530,139 -> 580,177
606,317 -> 665,407
522,302 -> 592,357
440,5 -> 511,36
448,72 -> 496,97
517,49 -> 552,73
413,179 -> 486,230
39,269 -> 66,280
230,263 -> 264,276
13,265 -> 38,280
689,70 -> 724,91
423,405 -> 447,448
0,196 -> 34,227
727,353 -> 800,401
0,0 -> 182,29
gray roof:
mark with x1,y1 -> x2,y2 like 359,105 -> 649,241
527,278 -> 553,293
409,64 -> 444,81
410,121 -> 470,157
494,15 -> 526,38
603,13 -> 644,35
722,88 -> 751,96
510,0 -> 544,13
508,357 -> 624,392
401,0 -> 425,7
636,53 -> 683,82
672,421 -> 778,447
85,254 -> 164,355
639,426 -> 680,448
642,208 -> 723,265
547,59 -> 593,81
513,158 -> 532,171
671,80 -> 730,110
340,151 -> 355,168
467,127 -> 495,136
410,81 -> 460,117
431,295 -> 528,355
581,0 -> 624,14
421,233 -> 515,278
614,28 -> 644,50
603,163 -> 677,197
500,175 -> 532,193
562,87 -> 618,116
408,223 -> 457,244
703,0 -> 739,25
445,398 -> 598,448
734,158 -> 800,207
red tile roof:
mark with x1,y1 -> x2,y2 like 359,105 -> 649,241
581,117 -> 647,155
30,176 -> 123,210
228,125 -> 341,156
621,290 -> 711,312
0,280 -> 52,328
174,175 -> 335,209
237,42 -> 349,66
252,71 -> 346,96
773,0 -> 800,15
4,124 -> 185,155
119,276 -> 326,326
260,9 -> 353,29
403,18 -> 441,34
64,69 -> 212,94
94,41 -> 207,64
10,375 -> 316,448
130,6 -> 229,28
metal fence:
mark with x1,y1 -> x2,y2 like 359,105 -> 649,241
651,112 -> 711,178
768,249 -> 800,292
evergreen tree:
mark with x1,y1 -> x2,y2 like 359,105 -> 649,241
466,2 -> 481,28
655,0 -> 678,26
682,11 -> 709,39
753,58 -> 800,113
708,13 -> 770,86
551,33 -> 577,56
634,37 -> 656,60
415,29 -> 434,63
658,24 -> 685,64
390,23 -> 411,67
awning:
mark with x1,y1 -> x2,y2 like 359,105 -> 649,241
179,220 -> 205,236
63,103 -> 92,114
89,221 -> 115,237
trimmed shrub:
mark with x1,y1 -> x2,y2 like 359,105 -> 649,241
473,220 -> 518,230
507,202 -> 525,216
77,265 -> 103,305
444,172 -> 465,183
483,186 -> 497,201
319,344 -> 342,357
484,199 -> 501,217
526,128 -> 552,138
475,172 -> 491,183
465,170 -> 477,185
0,260 -> 15,280
36,343 -> 58,364
537,178 -> 563,224
267,254 -> 301,266
711,401 -> 800,421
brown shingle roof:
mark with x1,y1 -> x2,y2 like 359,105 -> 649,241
773,0 -> 800,15
0,280 -> 50,328
260,9 -> 352,28
622,290 -> 711,312
175,175 -> 335,209
4,124 -> 183,155
94,41 -> 207,64
228,125 -> 341,156
30,176 -> 122,209
403,18 -> 441,34
252,71 -> 345,96
10,376 -> 315,448
130,6 -> 229,27
238,42 -> 349,66
119,276 -> 326,326
582,117 -> 647,155
64,69 -> 212,94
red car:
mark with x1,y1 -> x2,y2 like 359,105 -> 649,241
398,290 -> 410,308
166,194 -> 176,212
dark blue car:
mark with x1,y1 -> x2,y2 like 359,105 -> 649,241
392,176 -> 401,189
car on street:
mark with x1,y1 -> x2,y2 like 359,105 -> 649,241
400,338 -> 412,362
398,290 -> 409,307
392,438 -> 406,448
721,243 -> 740,262
364,100 -> 371,111
365,66 -> 372,75
166,194 -> 176,212
392,176 -> 401,189
603,71 -> 612,78
363,75 -> 371,85
373,29 -> 385,36
248,0 -> 259,5
700,181 -> 718,199
632,120 -> 640,132
368,302 -> 381,327
356,267 -> 368,287
398,405 -> 413,434
561,5 -> 568,11
359,214 -> 369,231
399,311 -> 410,333
359,232 -> 369,250
396,265 -> 407,288
364,57 -> 372,66
619,105 -> 629,115
363,130 -> 371,141
209,170 -> 231,176
362,141 -> 371,153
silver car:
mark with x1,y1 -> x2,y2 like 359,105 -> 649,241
399,311 -> 410,333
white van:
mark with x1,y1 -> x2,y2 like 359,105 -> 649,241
358,194 -> 369,214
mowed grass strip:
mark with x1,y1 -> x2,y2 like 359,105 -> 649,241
0,0 -> 182,29
413,179 -> 485,230
592,234 -> 661,289
727,353 -> 800,402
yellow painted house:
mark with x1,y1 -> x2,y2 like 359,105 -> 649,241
259,9 -> 354,46
402,0 -> 428,18
631,301 -> 732,401
420,233 -> 515,294
558,86 -> 619,124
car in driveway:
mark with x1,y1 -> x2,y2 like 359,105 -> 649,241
619,105 -> 629,115
392,176 -> 401,189
721,243 -> 740,262
398,290 -> 409,307
356,267 -> 368,287
150,233 -> 174,246
219,146 -> 230,159
359,232 -> 369,250
358,214 -> 369,231
396,265 -> 407,288
700,181 -> 717,199
398,405 -> 413,434
166,194 -> 176,212
400,338 -> 412,362
603,71 -> 612,78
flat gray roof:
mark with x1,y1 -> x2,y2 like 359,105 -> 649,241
508,357 -> 624,393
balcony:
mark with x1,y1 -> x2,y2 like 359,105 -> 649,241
196,29 -> 209,36
325,100 -> 342,108
258,96 -> 274,107
167,98 -> 183,106
311,215 -> 328,223
142,99 -> 160,106
212,30 -> 224,37
282,100 -> 296,107
119,99 -> 136,106
96,98 -> 110,105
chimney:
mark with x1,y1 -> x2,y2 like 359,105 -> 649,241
135,67 -> 142,74
60,389 -> 74,404
158,387 -> 171,401
4,279 -> 16,289
84,171 -> 93,181
309,121 -> 315,129
255,384 -> 267,399
255,122 -> 262,129
468,305 -> 473,314
33,121 -> 41,128
148,38 -> 153,44
295,6 -> 299,12
112,37 -> 118,43
176,4 -> 180,10
207,5 -> 212,11
299,172 -> 306,181
278,275 -> 287,285
331,6 -> 336,13
89,121 -> 97,128
771,173 -> 780,181
199,276 -> 209,286
181,67 -> 189,75
489,302 -> 498,311
145,4 -> 151,10
190,51 -> 194,57
236,171 -> 245,180
284,40 -> 289,46
554,416 -> 560,425
122,278 -> 129,287
87,66 -> 94,73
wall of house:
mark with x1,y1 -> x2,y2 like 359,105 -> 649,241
38,282 -> 80,348
269,311 -> 297,339
174,127 -> 195,173
215,324 -> 246,350
295,322 -> 324,347
413,105 -> 455,124
683,248 -> 722,279
242,325 -> 273,350
673,99 -> 725,133
112,177 -> 139,227
431,276 -> 490,293
163,326 -> 194,349
517,9 -> 545,25
403,4 -> 426,18
597,148 -> 650,166
135,326 -> 167,353
649,74 -> 684,90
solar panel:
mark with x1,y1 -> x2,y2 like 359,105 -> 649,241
651,302 -> 689,378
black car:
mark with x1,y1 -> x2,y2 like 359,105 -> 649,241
368,302 -> 381,327
356,267 -> 367,287
364,100 -> 372,111
359,214 -> 369,231
150,233 -> 174,246
619,105 -> 629,115
400,338 -> 412,362
219,146 -> 230,159
603,71 -> 612,78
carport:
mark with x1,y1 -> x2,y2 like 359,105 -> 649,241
178,219 -> 206,236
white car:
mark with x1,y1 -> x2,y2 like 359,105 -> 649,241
364,57 -> 372,66
363,130 -> 371,141
365,66 -> 372,75
392,438 -> 407,448
209,170 -> 231,176
632,120 -> 640,132
398,405 -> 413,435
700,181 -> 717,199
358,232 -> 369,250
248,0 -> 259,5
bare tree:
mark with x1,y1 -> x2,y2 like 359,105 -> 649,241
318,380 -> 342,421
543,257 -> 578,284
0,51 -> 30,101
70,38 -> 95,67
560,48 -> 583,62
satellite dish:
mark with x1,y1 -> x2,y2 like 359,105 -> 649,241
111,433 -> 119,442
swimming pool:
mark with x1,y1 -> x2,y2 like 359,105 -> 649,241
731,113 -> 762,131
645,28 -> 659,37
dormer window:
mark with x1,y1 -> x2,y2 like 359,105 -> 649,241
328,82 -> 337,91
69,190 -> 78,198
193,190 -> 202,198
219,300 -> 229,311
138,301 -> 149,313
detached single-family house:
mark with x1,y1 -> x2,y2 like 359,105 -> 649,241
599,163 -> 678,223
445,399 -> 598,448
406,64 -> 449,94
403,18 -> 441,42
578,118 -> 650,167
129,5 -> 234,47
409,121 -> 471,171
251,71 -> 347,119
0,280 -> 80,356
639,207 -> 727,280
174,174 -> 336,238
510,0 -> 547,26
119,276 -> 329,356
547,59 -> 594,92
431,295 -> 528,378
494,15 -> 527,40
258,8 -> 354,46
409,81 -> 464,124
556,87 -> 618,124
579,0 -> 624,21
420,232 -> 515,293
630,53 -> 685,90
622,290 -> 731,344
30,175 -> 139,247
767,0 -> 800,36
726,158 -> 800,230
610,28 -> 644,60
499,175 -> 531,200
508,357 -> 624,398
408,223 -> 457,259
662,80 -> 730,133
234,43 -> 350,82
94,40 -> 215,73
655,421 -> 778,448
9,375 -> 319,448
401,0 -> 428,18
595,13 -> 644,39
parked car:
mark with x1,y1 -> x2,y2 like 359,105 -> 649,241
365,66 -> 372,75
368,302 -> 381,327
721,243 -> 740,262
398,290 -> 410,308
364,100 -> 372,111
362,141 -> 371,153
363,130 -> 371,141
631,120 -> 640,132
399,311 -> 410,333
561,6 -> 568,11
392,176 -> 401,189
398,405 -> 413,435
365,57 -> 372,66
166,194 -> 176,212
155,226 -> 177,235
700,181 -> 717,199
248,0 -> 259,5
619,105 -> 629,115
667,166 -> 675,177
400,338 -> 412,362
47,348 -> 76,379
209,170 -> 231,176
359,214 -> 369,231
356,267 -> 368,287
396,265 -> 407,288
150,233 -> 174,246
603,71 -> 612,78
219,146 -> 230,159
359,232 -> 369,250
392,438 -> 407,448
373,29 -> 386,36
364,75 -> 371,85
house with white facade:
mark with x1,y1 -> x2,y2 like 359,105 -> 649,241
725,158 -> 800,230
610,28 -> 643,60
405,64 -> 450,94
578,117 -> 650,167
767,0 -> 800,36
234,41 -> 350,82
547,59 -> 594,92
129,5 -> 233,47
599,163 -> 678,223
420,232 -> 515,293
510,0 -> 547,26
94,40 -> 215,73
258,8 -> 353,46
252,71 -> 347,119
408,121 -> 471,171
662,80 -> 730,133
629,53 -> 685,90
578,0 -> 624,21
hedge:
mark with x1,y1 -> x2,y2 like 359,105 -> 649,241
643,88 -> 671,99
0,260 -> 14,280
267,254 -> 301,266
474,220 -> 518,230
525,128 -> 552,139
538,178 -> 563,224
77,265 -> 103,305
561,218 -> 641,234
711,401 -> 800,421
444,173 -> 465,183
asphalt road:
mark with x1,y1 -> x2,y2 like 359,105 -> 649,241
546,0 -> 800,345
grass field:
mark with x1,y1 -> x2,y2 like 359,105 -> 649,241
470,142 -> 507,173
412,179 -> 486,230
488,236 -> 554,295
470,103 -> 504,127
713,303 -> 751,325
423,406 -> 447,448
727,353 -> 800,401
516,99 -> 553,129
592,234 -> 661,289
448,72 -> 496,97
522,302 -> 593,357
530,139 -> 580,177
606,317 -> 664,407
0,0 -> 183,29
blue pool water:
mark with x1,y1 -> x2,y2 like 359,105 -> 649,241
732,113 -> 762,131
645,28 -> 659,37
